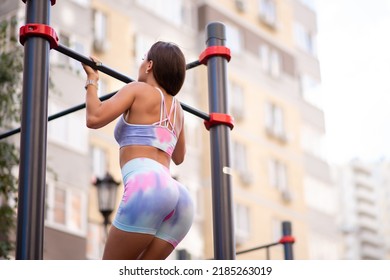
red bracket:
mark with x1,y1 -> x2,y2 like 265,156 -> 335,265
19,23 -> 59,49
279,235 -> 295,244
204,113 -> 234,131
22,0 -> 56,5
199,46 -> 231,65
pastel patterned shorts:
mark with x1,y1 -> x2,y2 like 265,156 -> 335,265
112,158 -> 194,248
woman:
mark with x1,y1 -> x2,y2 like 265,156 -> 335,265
82,41 -> 194,260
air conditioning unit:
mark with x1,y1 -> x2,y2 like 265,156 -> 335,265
281,189 -> 292,202
240,171 -> 254,185
231,107 -> 244,121
93,39 -> 108,53
235,0 -> 246,12
235,229 -> 249,245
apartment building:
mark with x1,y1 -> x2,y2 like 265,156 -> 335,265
335,159 -> 390,259
196,0 -> 341,259
86,0 -> 206,259
0,0 -> 91,259
1,0 -> 342,260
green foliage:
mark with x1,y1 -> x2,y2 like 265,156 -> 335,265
0,17 -> 23,259
0,18 -> 22,129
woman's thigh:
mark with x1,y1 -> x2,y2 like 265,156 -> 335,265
102,226 -> 155,260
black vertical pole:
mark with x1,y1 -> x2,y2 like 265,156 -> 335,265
206,22 -> 235,260
16,0 -> 51,260
282,221 -> 294,260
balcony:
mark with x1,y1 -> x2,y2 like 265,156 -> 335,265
358,216 -> 379,232
360,244 -> 384,260
359,231 -> 382,247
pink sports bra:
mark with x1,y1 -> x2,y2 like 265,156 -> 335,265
114,87 -> 178,156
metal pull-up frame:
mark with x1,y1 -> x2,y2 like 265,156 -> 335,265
14,0 -> 235,260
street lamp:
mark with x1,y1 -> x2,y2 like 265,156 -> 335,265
94,172 -> 120,236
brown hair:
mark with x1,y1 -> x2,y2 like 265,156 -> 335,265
147,41 -> 186,96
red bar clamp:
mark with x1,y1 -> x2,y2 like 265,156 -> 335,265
204,113 -> 234,130
22,0 -> 56,5
19,23 -> 59,49
279,235 -> 295,244
199,46 -> 231,65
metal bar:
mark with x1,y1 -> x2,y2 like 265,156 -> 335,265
55,44 -> 133,84
0,90 -> 210,140
282,221 -> 294,260
186,60 -> 201,70
0,127 -> 21,139
0,50 -> 208,140
206,22 -> 235,260
236,242 -> 280,256
16,0 -> 51,260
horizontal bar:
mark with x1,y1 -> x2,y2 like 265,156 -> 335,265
0,45 -> 208,140
55,44 -> 133,84
0,90 -> 209,140
55,44 -> 208,119
236,241 -> 280,255
186,60 -> 201,70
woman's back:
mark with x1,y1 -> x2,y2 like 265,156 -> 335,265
115,83 -> 184,168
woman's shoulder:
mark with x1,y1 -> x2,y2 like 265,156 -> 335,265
124,81 -> 153,92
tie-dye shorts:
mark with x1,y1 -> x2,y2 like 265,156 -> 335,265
112,158 -> 194,248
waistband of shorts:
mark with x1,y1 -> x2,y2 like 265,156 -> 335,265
121,158 -> 169,182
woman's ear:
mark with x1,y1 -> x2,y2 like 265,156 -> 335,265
146,60 -> 153,73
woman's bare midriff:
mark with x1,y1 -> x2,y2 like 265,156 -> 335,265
119,146 -> 171,169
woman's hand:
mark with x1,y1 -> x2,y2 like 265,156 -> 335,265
82,57 -> 100,81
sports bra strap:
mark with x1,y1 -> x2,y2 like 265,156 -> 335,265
154,87 -> 176,134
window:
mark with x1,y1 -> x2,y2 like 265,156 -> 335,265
300,74 -> 322,108
304,177 -> 337,215
136,0 -> 184,26
270,49 -> 281,77
234,203 -> 251,244
58,33 -> 71,66
70,0 -> 90,6
225,23 -> 242,54
48,102 -> 88,153
259,44 -> 270,72
259,44 -> 281,77
45,180 -> 87,235
93,10 -> 108,53
51,30 -> 86,74
294,22 -> 317,55
232,141 -> 253,185
271,218 -> 283,241
232,141 -> 248,175
301,124 -> 326,159
268,158 -> 288,193
228,81 -> 245,120
71,41 -> 85,73
91,146 -> 107,178
264,102 -> 286,140
86,222 -> 104,259
298,0 -> 317,11
258,0 -> 277,27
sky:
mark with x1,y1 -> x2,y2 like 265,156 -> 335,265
316,0 -> 390,164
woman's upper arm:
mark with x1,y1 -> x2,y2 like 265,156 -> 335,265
172,114 -> 186,165
86,82 -> 140,128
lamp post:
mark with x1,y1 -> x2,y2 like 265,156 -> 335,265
94,172 -> 120,236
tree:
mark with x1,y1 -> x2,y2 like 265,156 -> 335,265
0,17 -> 23,259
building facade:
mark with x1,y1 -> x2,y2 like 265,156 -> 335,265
1,0 -> 346,260
335,159 -> 390,259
